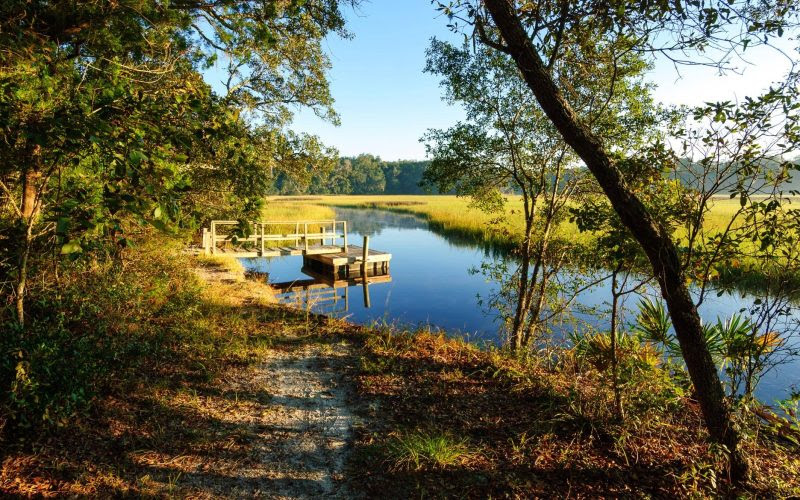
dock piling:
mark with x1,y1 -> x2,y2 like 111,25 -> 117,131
361,236 -> 369,278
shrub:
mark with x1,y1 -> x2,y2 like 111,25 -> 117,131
0,237 -> 203,434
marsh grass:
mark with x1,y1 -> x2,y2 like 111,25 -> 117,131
264,195 -> 800,288
265,195 -> 766,251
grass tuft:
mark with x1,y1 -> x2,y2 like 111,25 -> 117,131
386,430 -> 474,470
195,254 -> 245,277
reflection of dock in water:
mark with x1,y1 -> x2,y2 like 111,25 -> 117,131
201,219 -> 393,314
272,273 -> 392,314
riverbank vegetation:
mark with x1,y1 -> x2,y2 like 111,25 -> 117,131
352,328 -> 800,497
1,235 -> 797,496
3,0 -> 800,496
0,234 -> 346,495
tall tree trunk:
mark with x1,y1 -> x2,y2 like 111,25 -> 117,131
610,268 -> 624,421
511,191 -> 536,351
511,236 -> 531,351
16,167 -> 42,326
482,0 -> 747,481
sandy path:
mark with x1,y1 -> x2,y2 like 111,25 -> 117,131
188,260 -> 356,498
242,343 -> 354,498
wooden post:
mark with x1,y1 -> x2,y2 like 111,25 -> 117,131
202,228 -> 210,255
304,222 -> 309,253
260,223 -> 265,256
361,235 -> 369,278
211,221 -> 217,255
342,221 -> 348,252
295,222 -> 300,247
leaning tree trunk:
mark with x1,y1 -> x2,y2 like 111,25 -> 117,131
482,0 -> 747,481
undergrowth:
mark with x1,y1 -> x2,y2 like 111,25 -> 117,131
351,329 -> 800,497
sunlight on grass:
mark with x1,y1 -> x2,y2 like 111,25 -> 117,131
261,200 -> 335,221
386,430 -> 474,470
264,195 -> 800,262
195,254 -> 245,276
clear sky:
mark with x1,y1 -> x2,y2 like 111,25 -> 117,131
235,1 -> 798,161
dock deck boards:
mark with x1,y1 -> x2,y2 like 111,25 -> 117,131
214,244 -> 392,262
216,244 -> 345,258
303,245 -> 391,266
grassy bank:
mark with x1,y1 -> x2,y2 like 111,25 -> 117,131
300,194 -> 590,251
0,234 -> 346,495
264,195 -> 800,291
267,194 -> 772,249
1,234 -> 798,496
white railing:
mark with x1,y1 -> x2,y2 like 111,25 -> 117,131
202,219 -> 348,255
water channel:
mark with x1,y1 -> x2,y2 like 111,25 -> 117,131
241,206 -> 800,405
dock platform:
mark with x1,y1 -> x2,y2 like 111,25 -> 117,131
200,219 -> 392,280
303,245 -> 391,280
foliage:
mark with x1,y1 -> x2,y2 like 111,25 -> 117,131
0,237 -> 201,431
303,155 -> 438,195
421,35 -> 657,350
0,0 -> 349,321
633,297 -> 786,399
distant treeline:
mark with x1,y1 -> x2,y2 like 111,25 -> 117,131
276,154 -> 437,195
274,153 -> 800,196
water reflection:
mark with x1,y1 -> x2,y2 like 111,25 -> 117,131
271,271 -> 393,314
240,206 -> 800,404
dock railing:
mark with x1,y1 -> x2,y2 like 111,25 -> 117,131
203,219 -> 348,256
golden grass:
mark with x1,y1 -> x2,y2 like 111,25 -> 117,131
261,195 -> 800,271
266,195 -> 594,248
261,200 -> 335,222
194,254 -> 246,278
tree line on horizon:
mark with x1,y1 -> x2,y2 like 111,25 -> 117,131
272,152 -> 800,196
273,154 -> 442,195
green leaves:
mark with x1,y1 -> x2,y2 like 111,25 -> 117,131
60,240 -> 83,255
633,298 -> 678,352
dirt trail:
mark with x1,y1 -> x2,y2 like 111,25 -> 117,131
243,343 -> 354,498
190,260 -> 356,498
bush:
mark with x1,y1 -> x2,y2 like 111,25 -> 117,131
0,237 -> 202,434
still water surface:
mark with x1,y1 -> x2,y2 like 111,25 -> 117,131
241,207 -> 800,405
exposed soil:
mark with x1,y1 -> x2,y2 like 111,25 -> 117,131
186,262 -> 356,498
172,341 -> 355,498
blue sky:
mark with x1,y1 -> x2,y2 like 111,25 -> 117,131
207,1 -> 796,161
288,1 -> 466,161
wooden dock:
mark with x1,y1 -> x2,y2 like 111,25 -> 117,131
202,219 -> 350,258
303,245 -> 391,280
201,219 -> 392,281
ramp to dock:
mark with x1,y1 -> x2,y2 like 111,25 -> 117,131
203,220 -> 349,257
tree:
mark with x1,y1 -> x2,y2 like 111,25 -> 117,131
435,0 -> 800,481
349,154 -> 387,193
0,0 -> 351,324
423,38 -> 656,350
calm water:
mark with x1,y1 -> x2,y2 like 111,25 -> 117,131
241,207 -> 800,405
